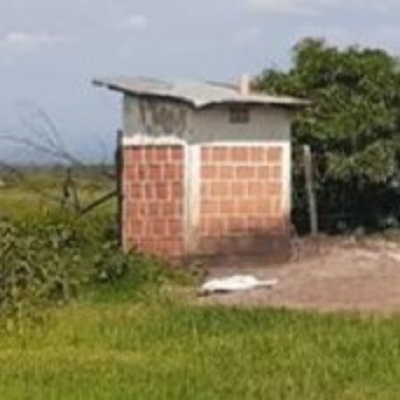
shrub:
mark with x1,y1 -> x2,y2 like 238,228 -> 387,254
0,210 -> 188,330
90,242 -> 191,303
0,216 -> 86,332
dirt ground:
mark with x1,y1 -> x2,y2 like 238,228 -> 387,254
199,236 -> 400,314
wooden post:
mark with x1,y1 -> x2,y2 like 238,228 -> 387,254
116,130 -> 123,248
304,145 -> 318,236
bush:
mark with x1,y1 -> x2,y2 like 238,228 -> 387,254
0,211 -> 102,330
0,210 -> 188,331
90,241 -> 192,303
0,216 -> 87,332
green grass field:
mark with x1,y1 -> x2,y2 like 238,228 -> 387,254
0,297 -> 399,400
0,169 -> 400,399
0,166 -> 115,218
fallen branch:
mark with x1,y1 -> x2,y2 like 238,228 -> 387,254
78,190 -> 117,217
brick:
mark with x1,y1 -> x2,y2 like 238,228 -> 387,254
149,165 -> 162,181
248,217 -> 263,231
267,182 -> 282,196
264,197 -> 274,218
260,185 -> 271,197
255,200 -> 270,215
163,202 -> 181,217
144,183 -> 156,200
171,182 -> 184,199
201,217 -> 225,236
122,183 -> 129,198
137,166 -> 147,180
209,182 -> 220,198
124,141 -> 288,260
170,147 -> 182,162
210,182 -> 230,198
267,147 -> 282,163
165,165 -> 182,181
271,165 -> 282,181
122,205 -> 130,225
130,219 -> 145,236
144,221 -> 155,237
125,167 -> 138,182
267,217 -> 284,232
227,217 -> 248,233
201,182 -> 211,198
249,148 -> 266,162
141,240 -> 158,254
167,219 -> 183,236
125,147 -> 144,165
148,202 -> 160,217
202,201 -> 220,215
127,199 -> 140,214
232,182 -> 247,197
156,183 -> 169,200
125,166 -> 138,181
122,143 -> 185,259
271,197 -> 282,216
248,182 -> 263,197
144,147 -> 156,163
216,218 -> 228,235
201,217 -> 213,236
153,220 -> 167,236
237,200 -> 256,215
199,220 -> 208,236
130,184 -> 143,200
212,148 -> 229,163
199,218 -> 210,236
202,166 -> 218,180
231,147 -> 249,163
236,166 -> 256,180
201,148 -> 213,163
219,166 -> 235,180
156,147 -> 169,162
154,147 -> 164,163
219,200 -> 236,214
257,166 -> 270,180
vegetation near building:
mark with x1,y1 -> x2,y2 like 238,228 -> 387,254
257,38 -> 400,231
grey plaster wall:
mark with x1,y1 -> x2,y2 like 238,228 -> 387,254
123,95 -> 293,144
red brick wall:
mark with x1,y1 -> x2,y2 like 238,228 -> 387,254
198,146 -> 289,257
121,143 -> 290,261
122,145 -> 185,258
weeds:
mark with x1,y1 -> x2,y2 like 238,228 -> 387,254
0,209 -> 186,331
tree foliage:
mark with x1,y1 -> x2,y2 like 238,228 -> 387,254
256,38 -> 400,231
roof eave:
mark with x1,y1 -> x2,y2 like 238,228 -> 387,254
92,79 -> 200,107
92,79 -> 311,109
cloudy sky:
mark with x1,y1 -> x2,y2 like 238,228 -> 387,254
0,0 -> 399,161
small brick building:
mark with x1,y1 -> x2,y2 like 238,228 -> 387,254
94,76 -> 308,261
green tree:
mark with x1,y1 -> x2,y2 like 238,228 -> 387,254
257,38 -> 400,231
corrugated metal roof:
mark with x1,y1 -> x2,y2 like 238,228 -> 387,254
93,76 -> 310,109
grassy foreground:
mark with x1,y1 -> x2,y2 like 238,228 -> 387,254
1,170 -> 399,399
0,295 -> 399,400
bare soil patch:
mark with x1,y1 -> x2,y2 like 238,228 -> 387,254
199,236 -> 400,314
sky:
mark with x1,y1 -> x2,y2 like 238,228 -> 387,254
1,0 -> 400,162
